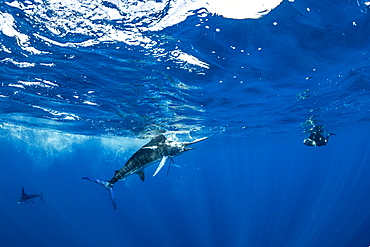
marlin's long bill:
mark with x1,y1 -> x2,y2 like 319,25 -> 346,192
82,177 -> 116,210
186,137 -> 208,145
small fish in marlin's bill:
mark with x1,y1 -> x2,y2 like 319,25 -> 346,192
82,135 -> 207,209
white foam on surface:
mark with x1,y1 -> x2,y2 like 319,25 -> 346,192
5,0 -> 282,69
206,0 -> 284,19
0,11 -> 45,54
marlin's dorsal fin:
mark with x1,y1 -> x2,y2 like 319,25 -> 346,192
22,187 -> 26,196
137,171 -> 145,181
153,156 -> 168,177
144,135 -> 166,147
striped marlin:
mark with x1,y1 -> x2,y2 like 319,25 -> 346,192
82,134 -> 207,209
17,188 -> 44,205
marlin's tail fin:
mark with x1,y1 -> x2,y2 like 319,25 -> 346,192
82,177 -> 116,210
39,191 -> 45,203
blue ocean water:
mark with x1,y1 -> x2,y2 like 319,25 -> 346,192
1,0 -> 370,246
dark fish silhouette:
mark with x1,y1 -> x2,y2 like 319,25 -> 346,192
83,134 -> 207,209
17,188 -> 44,205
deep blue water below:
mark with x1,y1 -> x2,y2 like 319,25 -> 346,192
1,0 -> 370,246
1,128 -> 370,247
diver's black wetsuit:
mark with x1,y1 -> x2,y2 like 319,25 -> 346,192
303,126 -> 334,147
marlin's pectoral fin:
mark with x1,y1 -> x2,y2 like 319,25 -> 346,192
153,156 -> 169,177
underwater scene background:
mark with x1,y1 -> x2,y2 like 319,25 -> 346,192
1,0 -> 370,246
